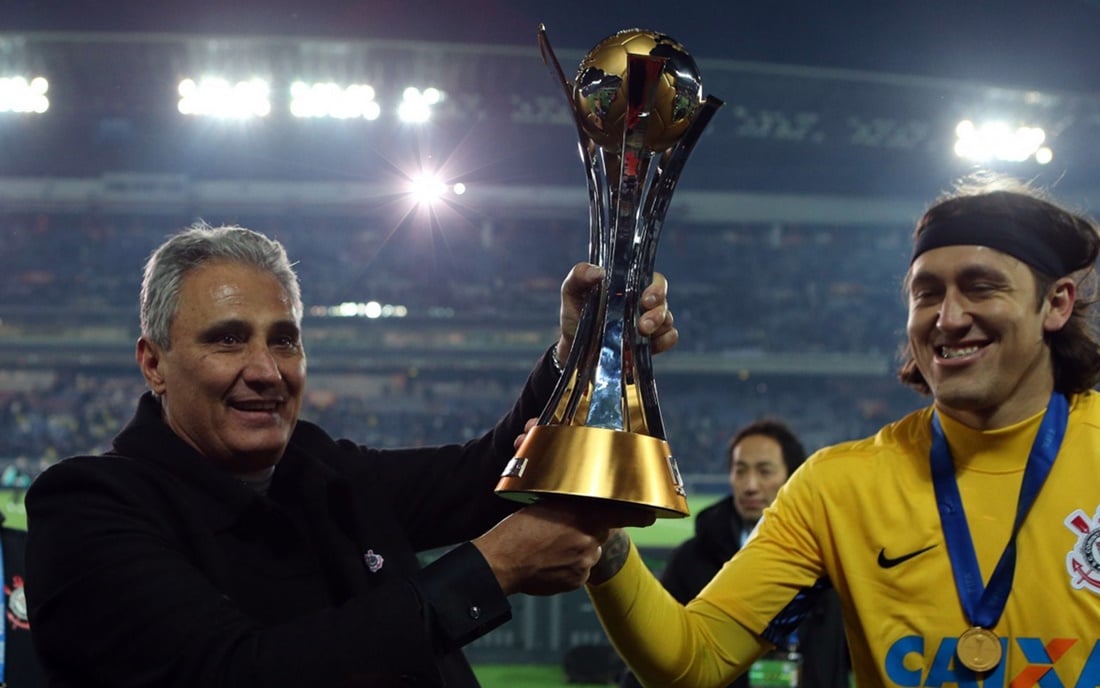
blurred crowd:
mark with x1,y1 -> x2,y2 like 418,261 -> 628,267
0,210 -> 926,482
0,211 -> 910,343
0,368 -> 924,485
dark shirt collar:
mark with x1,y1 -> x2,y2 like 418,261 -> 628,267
109,392 -> 303,529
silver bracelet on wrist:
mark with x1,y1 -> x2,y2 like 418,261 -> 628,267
550,345 -> 565,375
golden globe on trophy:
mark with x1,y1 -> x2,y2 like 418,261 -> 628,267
495,26 -> 723,518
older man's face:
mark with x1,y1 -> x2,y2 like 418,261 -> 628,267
137,260 -> 306,475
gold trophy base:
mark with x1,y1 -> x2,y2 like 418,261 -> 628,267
495,424 -> 690,518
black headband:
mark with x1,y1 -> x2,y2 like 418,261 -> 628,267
911,214 -> 1080,277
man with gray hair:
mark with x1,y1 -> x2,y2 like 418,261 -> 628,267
24,222 -> 675,687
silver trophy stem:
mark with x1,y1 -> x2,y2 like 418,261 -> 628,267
586,54 -> 662,432
497,27 -> 721,517
535,30 -> 723,439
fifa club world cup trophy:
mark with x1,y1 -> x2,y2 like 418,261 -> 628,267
495,26 -> 723,517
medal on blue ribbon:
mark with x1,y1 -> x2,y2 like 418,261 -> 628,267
930,393 -> 1068,673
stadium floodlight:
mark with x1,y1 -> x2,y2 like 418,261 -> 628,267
0,76 -> 49,114
290,81 -> 381,120
397,86 -> 444,123
954,119 -> 1051,164
177,77 -> 271,119
408,171 -> 448,205
326,301 -> 406,318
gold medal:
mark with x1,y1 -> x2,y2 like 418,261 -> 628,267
956,627 -> 1002,672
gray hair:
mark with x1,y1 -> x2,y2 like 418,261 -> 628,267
140,222 -> 303,349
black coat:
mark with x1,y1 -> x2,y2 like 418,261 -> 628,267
622,497 -> 849,688
25,354 -> 558,688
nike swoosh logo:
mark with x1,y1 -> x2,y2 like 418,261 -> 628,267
877,545 -> 937,568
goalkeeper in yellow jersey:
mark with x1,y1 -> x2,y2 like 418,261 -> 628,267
584,173 -> 1100,688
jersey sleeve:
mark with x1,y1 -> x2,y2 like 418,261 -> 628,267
588,456 -> 833,688
587,539 -> 768,687
697,457 -> 830,636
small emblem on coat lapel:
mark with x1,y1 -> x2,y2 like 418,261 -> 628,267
363,549 -> 385,573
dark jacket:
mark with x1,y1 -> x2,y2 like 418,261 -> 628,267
25,353 -> 558,688
621,497 -> 849,688
0,514 -> 46,687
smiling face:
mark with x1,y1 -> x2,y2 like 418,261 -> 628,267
730,434 -> 789,525
136,260 -> 306,475
906,244 -> 1073,429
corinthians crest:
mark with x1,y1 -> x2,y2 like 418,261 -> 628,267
5,574 -> 29,630
1065,506 -> 1100,593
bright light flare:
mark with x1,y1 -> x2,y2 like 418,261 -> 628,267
290,81 -> 381,120
954,119 -> 1051,164
178,77 -> 271,119
408,172 -> 448,205
0,76 -> 49,113
398,86 -> 445,123
317,301 -> 408,318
